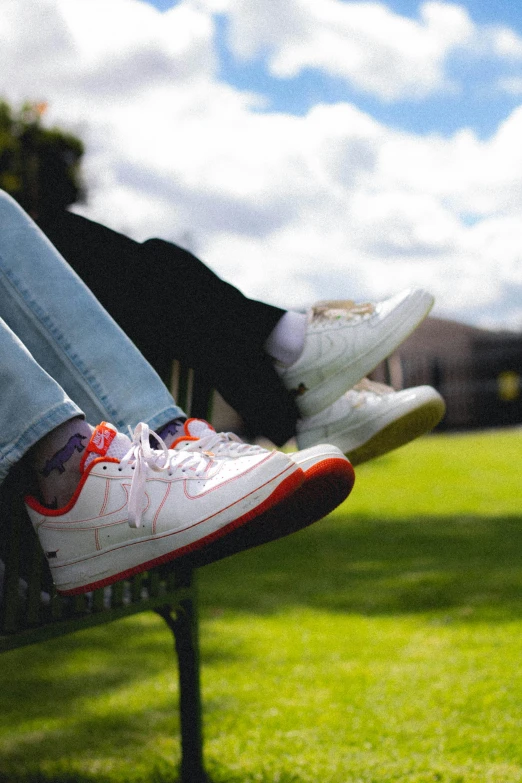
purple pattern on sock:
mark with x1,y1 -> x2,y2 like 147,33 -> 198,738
151,418 -> 187,448
157,421 -> 182,440
40,434 -> 87,477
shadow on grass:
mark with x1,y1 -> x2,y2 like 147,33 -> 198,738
0,765 -> 308,783
0,766 -> 184,783
198,513 -> 522,622
0,614 -> 186,781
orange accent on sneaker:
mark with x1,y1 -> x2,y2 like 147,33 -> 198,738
181,455 -> 355,569
79,422 -> 118,472
25,457 -> 121,517
170,418 -> 216,449
56,464 -> 305,596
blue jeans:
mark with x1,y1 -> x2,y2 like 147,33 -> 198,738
0,190 -> 185,485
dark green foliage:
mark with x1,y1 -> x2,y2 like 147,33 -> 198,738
0,100 -> 85,220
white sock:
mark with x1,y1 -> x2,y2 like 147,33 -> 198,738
264,311 -> 307,367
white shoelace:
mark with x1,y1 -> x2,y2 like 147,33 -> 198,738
174,429 -> 265,458
120,423 -> 210,528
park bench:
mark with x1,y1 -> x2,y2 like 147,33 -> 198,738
0,363 -> 211,783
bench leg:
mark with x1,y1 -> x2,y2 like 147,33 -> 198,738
156,572 -> 207,783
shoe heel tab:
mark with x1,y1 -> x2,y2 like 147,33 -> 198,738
80,422 -> 118,472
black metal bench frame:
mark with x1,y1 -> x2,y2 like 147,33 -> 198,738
0,364 -> 210,783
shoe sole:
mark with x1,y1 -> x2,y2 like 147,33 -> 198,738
296,290 -> 434,417
53,465 -> 304,596
346,397 -> 445,466
182,452 -> 355,567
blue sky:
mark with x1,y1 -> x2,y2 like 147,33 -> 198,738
2,0 -> 522,329
144,0 -> 522,138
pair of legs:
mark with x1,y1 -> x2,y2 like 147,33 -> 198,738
38,211 -> 445,460
1,190 -> 439,594
0,190 -> 186,499
38,210 -> 299,446
0,190 -> 356,594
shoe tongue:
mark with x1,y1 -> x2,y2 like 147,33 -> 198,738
183,418 -> 216,439
81,422 -> 132,472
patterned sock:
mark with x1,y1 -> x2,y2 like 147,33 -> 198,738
152,417 -> 187,449
33,417 -> 94,509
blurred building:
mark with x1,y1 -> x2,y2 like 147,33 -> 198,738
372,317 -> 522,431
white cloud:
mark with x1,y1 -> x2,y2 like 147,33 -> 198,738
219,0 -> 474,101
0,0 -> 522,331
490,25 -> 522,59
209,0 -> 522,103
498,76 -> 522,95
0,0 -> 215,107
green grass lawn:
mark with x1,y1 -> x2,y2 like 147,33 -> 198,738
1,428 -> 522,783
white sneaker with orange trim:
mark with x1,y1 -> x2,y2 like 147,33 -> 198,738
25,421 -> 304,595
181,442 -> 356,568
171,419 -> 357,538
170,418 -> 270,459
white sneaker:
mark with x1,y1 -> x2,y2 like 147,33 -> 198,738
25,421 -> 304,595
183,443 -> 355,567
296,379 -> 445,465
276,289 -> 434,417
170,418 -> 269,458
171,419 -> 355,536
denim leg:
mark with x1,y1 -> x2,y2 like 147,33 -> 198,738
0,191 -> 184,434
0,318 -> 82,485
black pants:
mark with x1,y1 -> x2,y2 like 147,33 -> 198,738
38,211 -> 299,445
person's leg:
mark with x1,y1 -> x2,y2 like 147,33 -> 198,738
38,210 -> 300,444
0,190 -> 183,433
0,316 -> 91,583
0,317 -> 83,489
0,194 -> 355,596
0,315 -> 310,593
38,211 -> 442,457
